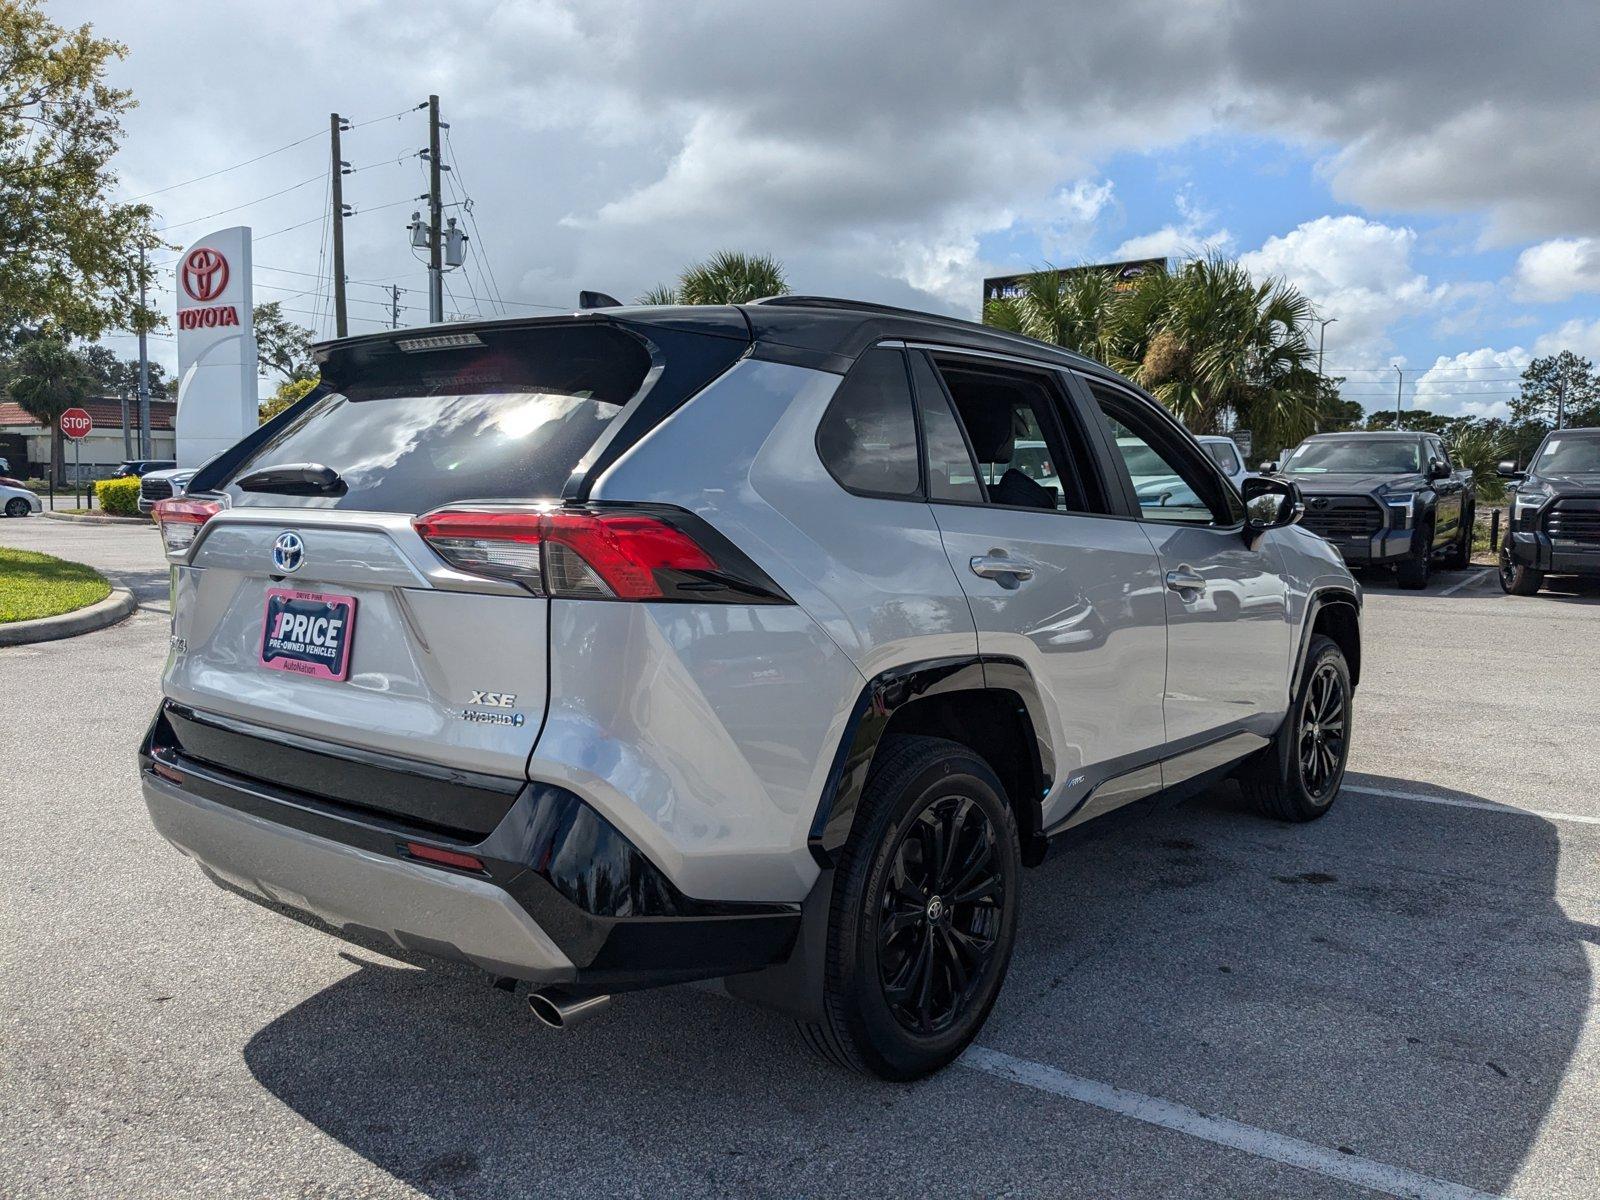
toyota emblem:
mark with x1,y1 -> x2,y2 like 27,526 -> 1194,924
272,531 -> 305,573
1309,497 -> 1331,510
181,247 -> 230,302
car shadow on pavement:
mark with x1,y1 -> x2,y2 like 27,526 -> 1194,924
240,775 -> 1590,1197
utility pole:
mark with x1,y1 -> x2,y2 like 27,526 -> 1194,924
137,244 -> 152,458
427,94 -> 444,323
120,390 -> 132,459
390,285 -> 402,329
1394,365 -> 1404,432
330,113 -> 350,337
1313,317 -> 1336,433
1557,359 -> 1567,430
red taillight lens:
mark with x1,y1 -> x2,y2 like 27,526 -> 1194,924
152,497 -> 222,557
413,506 -> 764,602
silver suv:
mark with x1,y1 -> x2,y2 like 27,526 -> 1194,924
141,298 -> 1360,1080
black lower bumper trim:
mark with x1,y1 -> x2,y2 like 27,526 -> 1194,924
140,704 -> 800,992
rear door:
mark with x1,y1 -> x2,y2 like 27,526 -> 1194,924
163,322 -> 678,779
908,350 -> 1171,806
1078,376 -> 1292,745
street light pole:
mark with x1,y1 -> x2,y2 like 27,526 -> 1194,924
1394,364 -> 1404,432
1313,317 -> 1337,432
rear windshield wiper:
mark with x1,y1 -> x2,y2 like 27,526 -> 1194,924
235,462 -> 347,496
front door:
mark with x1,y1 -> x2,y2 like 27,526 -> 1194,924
1081,378 -> 1292,746
905,350 -> 1170,825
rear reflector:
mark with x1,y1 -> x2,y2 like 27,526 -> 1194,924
403,841 -> 486,872
413,506 -> 773,602
152,497 -> 223,558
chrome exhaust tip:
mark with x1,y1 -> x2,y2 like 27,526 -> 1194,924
528,987 -> 611,1030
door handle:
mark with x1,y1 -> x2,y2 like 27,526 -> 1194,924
1165,567 -> 1207,596
970,554 -> 1035,581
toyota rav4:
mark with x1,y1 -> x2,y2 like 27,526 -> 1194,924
141,298 -> 1361,1080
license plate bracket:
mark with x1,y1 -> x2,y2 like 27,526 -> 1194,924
260,587 -> 357,681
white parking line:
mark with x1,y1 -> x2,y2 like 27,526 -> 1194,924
960,1046 -> 1510,1200
1344,783 -> 1600,827
1436,568 -> 1492,597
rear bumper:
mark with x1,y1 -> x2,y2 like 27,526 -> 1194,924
1507,531 -> 1600,576
140,703 -> 800,991
143,771 -> 577,982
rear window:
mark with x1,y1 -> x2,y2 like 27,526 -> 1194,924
220,324 -> 654,513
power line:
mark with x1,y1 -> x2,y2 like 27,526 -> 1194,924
155,173 -> 324,232
444,128 -> 509,314
125,105 -> 421,203
125,128 -> 323,201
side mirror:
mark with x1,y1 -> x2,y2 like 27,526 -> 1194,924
1241,476 -> 1302,539
1497,459 -> 1524,480
1427,458 -> 1451,481
1258,460 -> 1280,474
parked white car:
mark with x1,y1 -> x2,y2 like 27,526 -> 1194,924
1197,435 -> 1249,489
1,476 -> 42,518
138,467 -> 197,516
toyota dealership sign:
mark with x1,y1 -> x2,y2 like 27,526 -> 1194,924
174,226 -> 257,468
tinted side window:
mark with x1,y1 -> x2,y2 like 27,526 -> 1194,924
1090,383 -> 1239,525
907,353 -> 983,503
815,348 -> 920,498
932,359 -> 1097,513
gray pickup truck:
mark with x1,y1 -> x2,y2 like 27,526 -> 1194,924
1262,430 -> 1476,589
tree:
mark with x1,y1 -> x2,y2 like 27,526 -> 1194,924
1445,421 -> 1510,504
982,266 -> 1119,360
81,343 -> 167,398
638,251 -> 790,305
0,1 -> 161,339
984,256 -> 1322,445
5,335 -> 89,484
252,302 -> 316,382
1511,351 -> 1600,430
259,375 -> 316,424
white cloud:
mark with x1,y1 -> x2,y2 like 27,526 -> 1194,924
1112,187 -> 1233,261
1411,347 -> 1529,419
1240,216 -> 1452,365
1512,238 -> 1600,303
1534,318 -> 1600,362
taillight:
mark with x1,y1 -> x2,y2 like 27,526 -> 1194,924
412,505 -> 789,604
152,497 -> 222,558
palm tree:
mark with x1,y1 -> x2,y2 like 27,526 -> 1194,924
6,337 -> 90,486
639,251 -> 791,305
1446,423 -> 1511,504
981,267 -> 1119,359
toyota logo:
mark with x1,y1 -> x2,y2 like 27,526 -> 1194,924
181,247 -> 230,302
1309,497 -> 1331,510
272,532 -> 305,573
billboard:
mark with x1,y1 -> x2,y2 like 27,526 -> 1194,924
982,257 -> 1167,305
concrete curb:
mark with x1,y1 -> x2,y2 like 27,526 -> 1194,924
0,587 -> 139,647
40,510 -> 152,526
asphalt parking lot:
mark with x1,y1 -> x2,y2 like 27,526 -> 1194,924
3,520 -> 1597,1199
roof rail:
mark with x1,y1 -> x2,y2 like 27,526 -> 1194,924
747,294 -> 969,322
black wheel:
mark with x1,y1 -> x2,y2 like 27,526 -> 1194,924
1498,544 -> 1543,595
1395,521 -> 1433,589
1443,505 -> 1473,570
4,497 -> 28,518
1238,634 -> 1352,822
800,735 -> 1020,1080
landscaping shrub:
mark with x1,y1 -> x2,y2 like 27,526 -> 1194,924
95,476 -> 141,516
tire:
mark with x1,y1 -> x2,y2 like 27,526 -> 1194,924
1498,544 -> 1543,595
1238,634 -> 1352,822
1443,504 -> 1473,570
4,497 -> 29,518
1395,520 -> 1433,590
800,735 -> 1021,1080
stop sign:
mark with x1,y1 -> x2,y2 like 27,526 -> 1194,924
60,408 -> 93,440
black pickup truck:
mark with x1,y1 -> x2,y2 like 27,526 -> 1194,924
1261,431 -> 1476,589
1496,427 -> 1600,595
